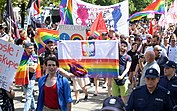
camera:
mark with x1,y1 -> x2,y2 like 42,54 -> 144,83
136,53 -> 144,59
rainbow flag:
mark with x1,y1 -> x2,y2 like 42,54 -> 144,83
58,40 -> 119,78
129,0 -> 165,21
59,59 -> 119,78
59,0 -> 73,24
15,51 -> 41,85
35,28 -> 59,54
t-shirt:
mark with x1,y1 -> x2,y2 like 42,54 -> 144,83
167,46 -> 177,63
140,61 -> 160,86
127,50 -> 138,72
119,53 -> 132,77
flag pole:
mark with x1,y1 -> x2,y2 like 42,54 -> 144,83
9,0 -> 12,40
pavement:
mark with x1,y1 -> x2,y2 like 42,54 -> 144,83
13,79 -> 110,111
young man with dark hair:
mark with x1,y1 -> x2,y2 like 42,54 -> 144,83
112,41 -> 132,104
37,56 -> 72,111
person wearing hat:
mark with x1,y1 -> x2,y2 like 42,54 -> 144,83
126,68 -> 173,111
159,60 -> 177,110
101,96 -> 125,111
0,24 -> 11,42
39,38 -> 58,59
39,38 -> 58,75
22,42 -> 38,111
102,32 -> 109,40
108,27 -> 116,40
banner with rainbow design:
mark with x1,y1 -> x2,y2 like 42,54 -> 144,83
58,40 -> 119,78
58,25 -> 87,40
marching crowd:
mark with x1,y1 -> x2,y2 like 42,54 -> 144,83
0,18 -> 177,111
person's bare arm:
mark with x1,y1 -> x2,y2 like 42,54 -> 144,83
139,57 -> 145,71
118,61 -> 132,80
67,103 -> 72,111
59,68 -> 75,78
35,31 -> 46,48
6,86 -> 15,99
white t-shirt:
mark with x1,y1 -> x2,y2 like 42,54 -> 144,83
167,46 -> 177,63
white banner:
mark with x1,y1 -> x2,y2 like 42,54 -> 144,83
58,40 -> 119,78
0,40 -> 23,91
72,0 -> 129,35
58,25 -> 87,40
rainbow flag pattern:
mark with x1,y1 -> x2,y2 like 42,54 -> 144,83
129,0 -> 165,21
59,0 -> 73,24
59,59 -> 119,78
35,28 -> 59,54
15,51 -> 41,85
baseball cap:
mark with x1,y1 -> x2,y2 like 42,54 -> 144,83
47,39 -> 55,44
102,32 -> 108,36
163,61 -> 176,69
88,36 -> 96,40
24,42 -> 34,48
101,96 -> 125,111
145,68 -> 160,78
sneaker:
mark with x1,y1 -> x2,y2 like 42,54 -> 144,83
21,98 -> 26,102
93,93 -> 97,96
91,83 -> 94,87
73,100 -> 80,105
84,95 -> 88,100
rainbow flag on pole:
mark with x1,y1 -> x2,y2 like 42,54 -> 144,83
35,28 -> 59,54
129,0 -> 165,21
59,0 -> 73,24
58,40 -> 119,78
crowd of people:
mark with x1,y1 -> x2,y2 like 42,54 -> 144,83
0,18 -> 177,111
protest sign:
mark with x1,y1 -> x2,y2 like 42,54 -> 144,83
58,40 -> 119,78
72,0 -> 129,35
0,40 -> 23,91
58,24 -> 87,40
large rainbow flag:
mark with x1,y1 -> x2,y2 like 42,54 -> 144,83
59,0 -> 73,24
58,40 -> 119,78
15,51 -> 41,85
129,0 -> 165,21
35,28 -> 59,54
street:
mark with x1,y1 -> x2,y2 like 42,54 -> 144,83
13,80 -> 109,111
